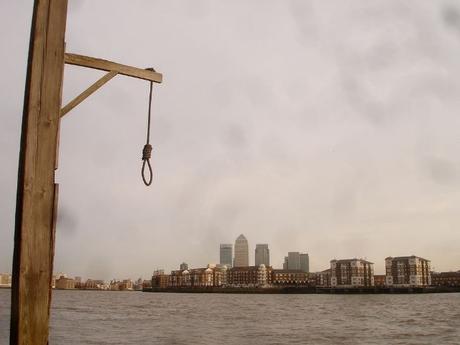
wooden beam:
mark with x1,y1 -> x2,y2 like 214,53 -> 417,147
10,0 -> 67,344
65,53 -> 163,83
61,71 -> 118,117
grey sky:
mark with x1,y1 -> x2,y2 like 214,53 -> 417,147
1,0 -> 459,280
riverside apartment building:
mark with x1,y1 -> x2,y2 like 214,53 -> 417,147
330,259 -> 374,288
385,256 -> 431,287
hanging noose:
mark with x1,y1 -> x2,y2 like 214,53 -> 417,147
141,68 -> 155,186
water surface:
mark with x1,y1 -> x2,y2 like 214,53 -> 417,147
1,289 -> 459,344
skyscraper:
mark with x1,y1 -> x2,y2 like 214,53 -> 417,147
300,253 -> 309,273
219,244 -> 233,267
255,244 -> 270,266
287,252 -> 301,270
283,252 -> 310,272
234,234 -> 249,267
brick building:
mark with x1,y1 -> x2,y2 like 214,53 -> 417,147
55,276 -> 75,289
431,271 -> 460,287
315,269 -> 331,287
385,256 -> 431,287
154,265 -> 228,288
373,275 -> 386,287
330,259 -> 374,288
271,269 -> 309,286
190,265 -> 227,287
120,279 -> 134,290
227,265 -> 271,287
152,270 -> 169,288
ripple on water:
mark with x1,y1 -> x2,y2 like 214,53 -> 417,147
1,290 -> 460,345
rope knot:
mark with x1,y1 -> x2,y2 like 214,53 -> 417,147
141,78 -> 155,186
142,144 -> 152,160
141,144 -> 153,186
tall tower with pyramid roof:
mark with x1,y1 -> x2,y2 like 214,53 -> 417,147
234,234 -> 249,267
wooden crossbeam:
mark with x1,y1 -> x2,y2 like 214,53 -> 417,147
65,53 -> 163,83
60,71 -> 118,117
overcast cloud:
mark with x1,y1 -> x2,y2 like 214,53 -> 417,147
1,0 -> 460,280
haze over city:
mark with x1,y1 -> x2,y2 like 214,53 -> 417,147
1,0 -> 460,281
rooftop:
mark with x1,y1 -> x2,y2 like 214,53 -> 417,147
331,258 -> 374,264
385,255 -> 430,261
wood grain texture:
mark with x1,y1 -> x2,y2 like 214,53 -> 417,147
61,71 -> 118,117
65,53 -> 163,83
10,1 -> 67,344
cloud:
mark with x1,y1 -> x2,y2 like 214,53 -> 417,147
422,156 -> 458,185
1,1 -> 460,279
443,4 -> 460,33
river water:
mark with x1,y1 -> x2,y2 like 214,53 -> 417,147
1,289 -> 459,344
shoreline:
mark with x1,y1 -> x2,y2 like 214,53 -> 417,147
143,286 -> 460,294
3,286 -> 459,294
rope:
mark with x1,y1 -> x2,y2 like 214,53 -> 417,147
141,68 -> 155,186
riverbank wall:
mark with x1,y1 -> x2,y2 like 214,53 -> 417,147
143,286 -> 460,294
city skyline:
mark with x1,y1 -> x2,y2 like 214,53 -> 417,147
1,1 -> 460,281
147,254 -> 459,291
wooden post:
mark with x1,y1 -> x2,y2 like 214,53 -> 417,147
10,0 -> 67,344
11,1 -> 162,343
